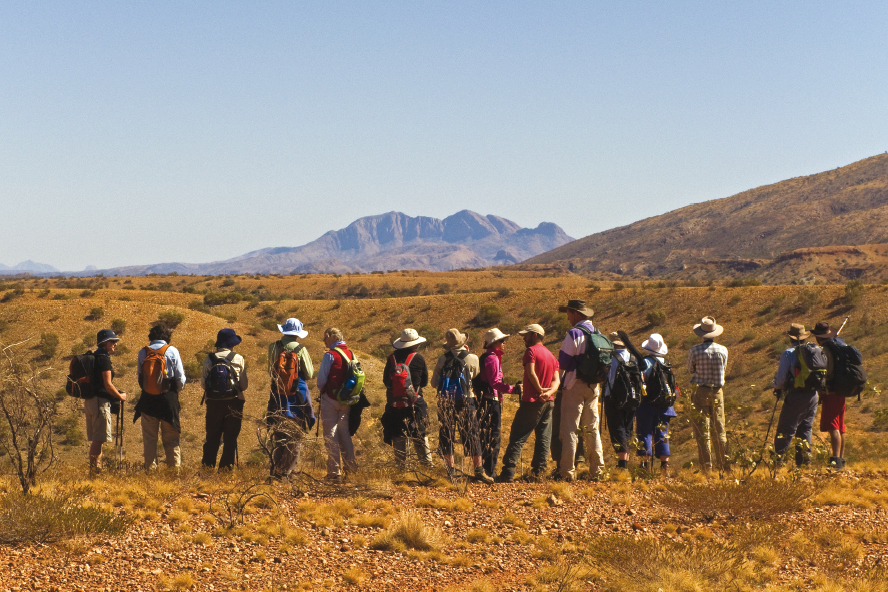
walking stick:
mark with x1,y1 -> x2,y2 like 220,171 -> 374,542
748,390 -> 780,477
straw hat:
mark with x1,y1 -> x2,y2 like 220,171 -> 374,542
788,323 -> 810,340
442,328 -> 467,350
518,324 -> 545,337
641,334 -> 668,356
693,316 -> 724,338
393,328 -> 427,349
557,299 -> 595,318
483,328 -> 510,348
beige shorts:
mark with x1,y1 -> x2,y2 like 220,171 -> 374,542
84,397 -> 113,443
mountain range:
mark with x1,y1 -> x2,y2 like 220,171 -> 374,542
0,260 -> 59,274
75,210 -> 573,276
526,153 -> 888,283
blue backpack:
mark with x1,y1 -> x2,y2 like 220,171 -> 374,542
205,352 -> 239,400
438,350 -> 470,401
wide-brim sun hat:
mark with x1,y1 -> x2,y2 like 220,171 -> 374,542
393,328 -> 427,349
557,299 -> 595,318
641,333 -> 668,356
215,328 -> 243,349
693,316 -> 724,338
96,328 -> 120,345
483,328 -> 510,348
518,324 -> 545,337
278,318 -> 308,338
442,328 -> 467,350
811,321 -> 836,339
788,323 -> 810,340
608,331 -> 625,348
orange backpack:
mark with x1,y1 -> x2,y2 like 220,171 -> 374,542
271,342 -> 302,395
140,344 -> 171,395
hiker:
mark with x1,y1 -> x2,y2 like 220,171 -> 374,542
430,328 -> 493,484
134,323 -> 186,470
85,329 -> 127,471
557,299 -> 606,481
381,328 -> 434,470
550,390 -> 585,477
317,327 -> 359,482
266,318 -> 315,479
200,328 -> 249,470
497,324 -> 558,483
636,334 -> 677,476
812,321 -> 867,470
773,324 -> 825,467
474,328 -> 520,480
686,316 -> 730,472
602,332 -> 642,470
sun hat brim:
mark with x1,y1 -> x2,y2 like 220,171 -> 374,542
393,336 -> 427,349
641,340 -> 668,356
278,325 -> 308,338
692,323 -> 724,338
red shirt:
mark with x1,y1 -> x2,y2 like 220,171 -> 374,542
522,343 -> 559,403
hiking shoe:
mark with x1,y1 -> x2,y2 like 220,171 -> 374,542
495,474 -> 515,484
520,471 -> 544,483
324,474 -> 343,484
473,469 -> 494,484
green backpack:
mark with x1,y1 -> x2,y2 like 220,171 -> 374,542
575,327 -> 614,385
333,347 -> 365,405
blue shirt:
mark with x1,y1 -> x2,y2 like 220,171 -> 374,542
774,342 -> 817,392
603,349 -> 630,398
316,340 -> 346,391
137,340 -> 186,391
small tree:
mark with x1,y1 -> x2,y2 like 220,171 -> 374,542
0,341 -> 57,494
37,333 -> 59,359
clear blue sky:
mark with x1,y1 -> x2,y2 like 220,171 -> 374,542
2,2 -> 886,271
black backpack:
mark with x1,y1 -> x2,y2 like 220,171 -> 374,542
471,351 -> 495,398
205,352 -> 240,400
65,352 -> 97,399
608,356 -> 644,411
575,327 -> 614,385
793,343 -> 828,391
643,357 -> 677,409
823,338 -> 868,399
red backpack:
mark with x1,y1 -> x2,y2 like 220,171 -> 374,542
389,352 -> 419,408
271,342 -> 302,395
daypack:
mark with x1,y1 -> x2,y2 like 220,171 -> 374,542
823,338 -> 868,399
271,342 -> 303,396
333,347 -> 365,406
793,343 -> 828,391
440,350 -> 471,401
205,352 -> 240,400
471,351 -> 495,398
575,326 -> 614,385
389,352 -> 419,408
139,344 -> 171,395
643,357 -> 677,409
65,352 -> 96,399
607,355 -> 644,411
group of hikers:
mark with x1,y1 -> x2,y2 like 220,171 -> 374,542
70,298 -> 867,481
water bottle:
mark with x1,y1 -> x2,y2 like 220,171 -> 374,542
344,376 -> 357,392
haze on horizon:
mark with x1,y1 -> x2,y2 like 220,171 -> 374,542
1,2 -> 886,271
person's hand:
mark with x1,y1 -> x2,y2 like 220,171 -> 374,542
513,382 -> 522,396
118,392 -> 127,402
773,389 -> 782,400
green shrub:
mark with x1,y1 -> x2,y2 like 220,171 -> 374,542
70,342 -> 88,356
472,304 -> 504,327
110,318 -> 127,335
38,332 -> 60,359
204,292 -> 242,306
188,300 -> 211,313
646,309 -> 667,327
260,318 -> 279,332
79,289 -> 95,298
86,307 -> 104,321
872,409 -> 888,431
157,310 -> 185,329
844,280 -> 864,306
1,287 -> 24,302
183,362 -> 202,382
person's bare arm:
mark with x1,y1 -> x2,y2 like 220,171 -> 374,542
102,371 -> 126,401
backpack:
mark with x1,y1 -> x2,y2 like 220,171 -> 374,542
139,344 -> 171,395
823,338 -> 868,399
643,357 -> 677,409
793,343 -> 828,391
439,350 -> 470,401
333,347 -> 365,406
205,352 -> 240,400
575,326 -> 614,385
65,352 -> 96,399
271,342 -> 303,396
389,352 -> 419,408
607,355 -> 644,411
471,351 -> 495,398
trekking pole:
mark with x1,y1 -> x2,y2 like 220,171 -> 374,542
749,390 -> 780,478
836,317 -> 849,337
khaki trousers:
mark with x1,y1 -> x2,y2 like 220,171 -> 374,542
690,385 -> 730,470
141,414 -> 181,469
321,395 -> 357,477
560,381 -> 604,478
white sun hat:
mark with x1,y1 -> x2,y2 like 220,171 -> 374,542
393,328 -> 427,349
641,333 -> 668,356
277,318 -> 308,339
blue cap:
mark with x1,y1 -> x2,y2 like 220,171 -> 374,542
96,329 -> 120,345
277,318 -> 308,338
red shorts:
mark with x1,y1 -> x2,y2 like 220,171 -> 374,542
820,394 -> 846,433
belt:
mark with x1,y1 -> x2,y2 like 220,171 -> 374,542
693,384 -> 723,389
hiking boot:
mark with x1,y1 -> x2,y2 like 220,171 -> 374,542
495,474 -> 515,484
324,474 -> 343,484
520,471 -> 544,483
828,456 -> 841,470
839,458 -> 847,470
473,468 -> 494,484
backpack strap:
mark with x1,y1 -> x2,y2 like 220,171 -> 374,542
332,347 -> 353,363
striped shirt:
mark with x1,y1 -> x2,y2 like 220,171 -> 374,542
686,340 -> 729,387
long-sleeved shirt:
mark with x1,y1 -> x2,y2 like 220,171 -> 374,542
431,347 -> 480,398
558,320 -> 597,390
603,349 -> 630,399
316,340 -> 346,391
382,350 -> 429,396
479,348 -> 514,401
774,343 -> 819,393
687,340 -> 728,387
268,337 -> 315,382
200,348 -> 249,401
137,340 -> 186,392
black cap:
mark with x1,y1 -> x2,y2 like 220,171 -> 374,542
96,329 -> 120,345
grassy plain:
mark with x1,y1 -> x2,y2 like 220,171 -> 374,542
1,270 -> 888,590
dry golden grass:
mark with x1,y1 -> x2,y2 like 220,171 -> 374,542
370,511 -> 444,552
342,567 -> 366,586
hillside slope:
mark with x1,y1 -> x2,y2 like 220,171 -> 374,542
527,153 -> 888,279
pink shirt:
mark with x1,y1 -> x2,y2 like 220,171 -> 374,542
480,348 -> 514,401
522,343 -> 559,403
